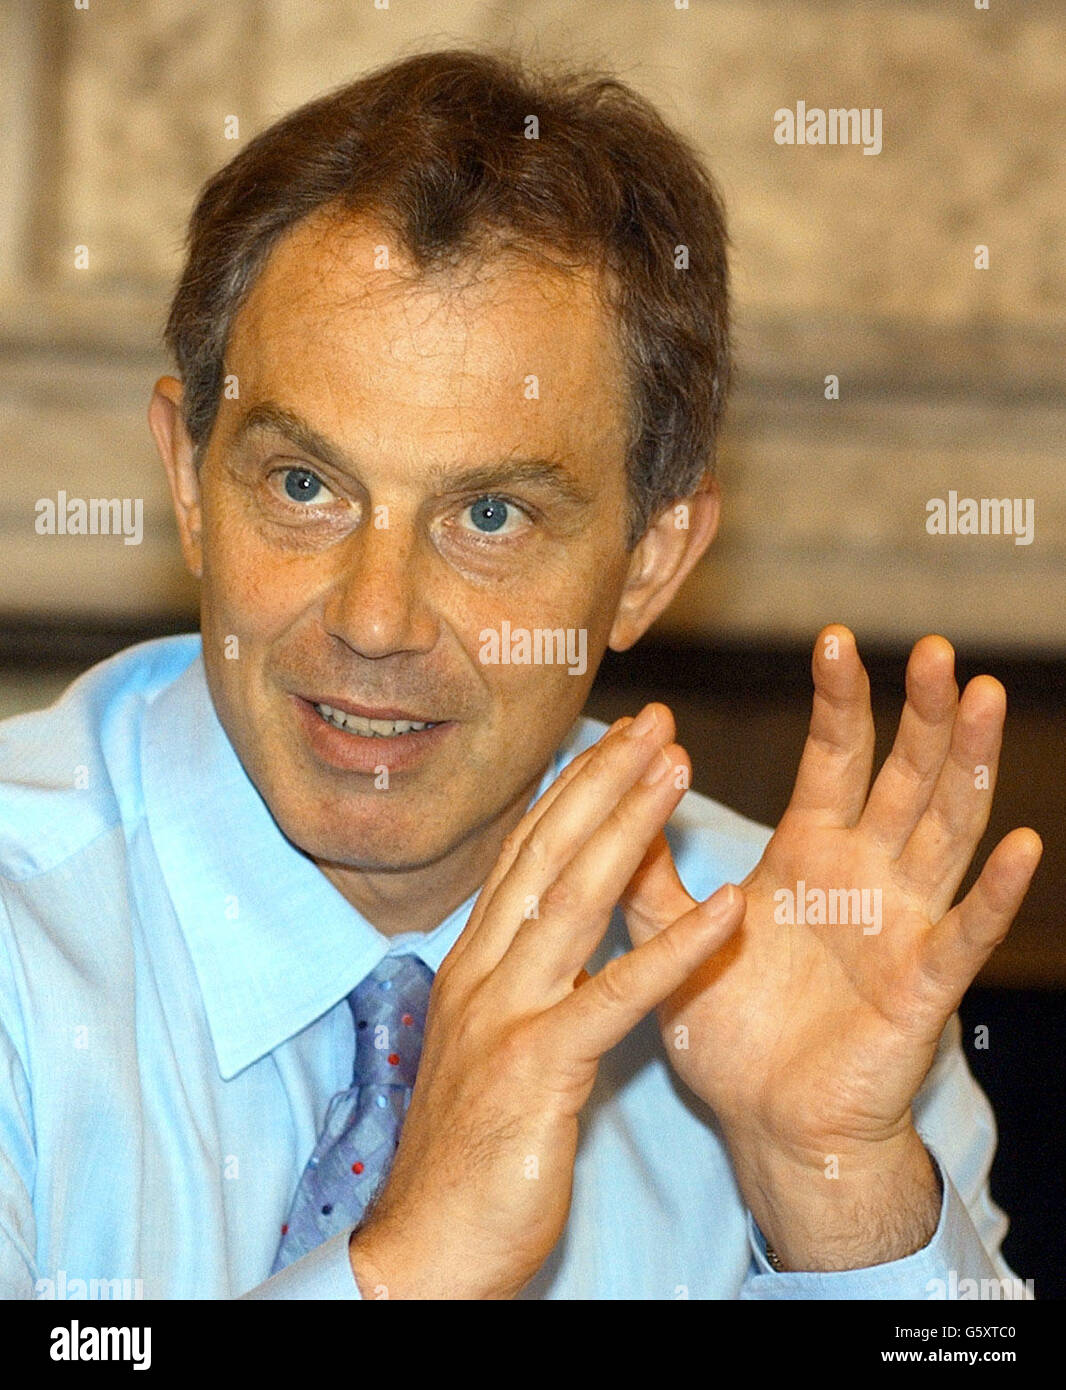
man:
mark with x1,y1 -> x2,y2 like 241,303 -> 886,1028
0,49 -> 1040,1300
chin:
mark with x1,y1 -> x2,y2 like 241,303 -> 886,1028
271,798 -> 456,875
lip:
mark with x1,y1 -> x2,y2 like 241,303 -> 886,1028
292,695 -> 455,775
302,694 -> 442,723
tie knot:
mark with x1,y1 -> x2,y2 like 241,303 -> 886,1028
347,954 -> 433,1088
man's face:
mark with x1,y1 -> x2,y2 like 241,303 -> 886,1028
188,210 -> 637,877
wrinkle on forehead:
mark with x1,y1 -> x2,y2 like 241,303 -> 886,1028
223,209 -> 631,466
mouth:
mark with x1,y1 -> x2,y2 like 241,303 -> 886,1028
312,703 -> 441,739
292,694 -> 454,774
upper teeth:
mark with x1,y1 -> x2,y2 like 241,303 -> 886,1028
314,704 -> 434,737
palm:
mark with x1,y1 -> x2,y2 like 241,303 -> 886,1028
623,627 -> 1042,1151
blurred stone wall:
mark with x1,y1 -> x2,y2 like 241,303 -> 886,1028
2,0 -> 1063,650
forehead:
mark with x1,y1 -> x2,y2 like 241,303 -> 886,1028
222,209 -> 630,460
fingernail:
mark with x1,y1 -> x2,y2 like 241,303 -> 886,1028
704,884 -> 738,919
626,705 -> 659,739
640,749 -> 672,785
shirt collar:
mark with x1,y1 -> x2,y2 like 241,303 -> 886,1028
140,642 -> 569,1080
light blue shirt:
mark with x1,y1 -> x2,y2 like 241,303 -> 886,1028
0,635 -> 1016,1299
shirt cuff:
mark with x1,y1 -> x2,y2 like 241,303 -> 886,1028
739,1147 -> 999,1300
238,1227 -> 364,1300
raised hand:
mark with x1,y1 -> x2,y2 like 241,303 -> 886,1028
348,706 -> 745,1299
623,626 -> 1042,1270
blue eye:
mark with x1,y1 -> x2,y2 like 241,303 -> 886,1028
283,468 -> 327,503
466,496 -> 511,533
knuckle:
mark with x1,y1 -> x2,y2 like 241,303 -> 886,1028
649,923 -> 687,972
538,876 -> 582,921
495,1019 -> 541,1074
431,955 -> 451,990
568,748 -> 612,795
427,961 -> 459,1013
603,800 -> 635,838
593,955 -> 630,1010
499,829 -> 525,863
890,746 -> 935,792
926,800 -> 963,843
516,828 -> 550,871
449,984 -> 495,1050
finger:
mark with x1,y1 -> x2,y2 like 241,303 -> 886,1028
894,675 -> 1006,913
620,831 -> 696,947
553,883 -> 745,1062
443,716 -> 635,969
918,828 -> 1042,1008
493,743 -> 694,994
785,625 -> 875,827
860,635 -> 958,854
453,705 -> 677,976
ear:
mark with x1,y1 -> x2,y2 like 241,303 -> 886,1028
148,376 -> 203,579
608,480 -> 721,652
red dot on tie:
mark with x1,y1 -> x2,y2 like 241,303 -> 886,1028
402,1014 -> 413,1027
352,1161 -> 364,1175
387,1053 -> 400,1065
281,1224 -> 289,1235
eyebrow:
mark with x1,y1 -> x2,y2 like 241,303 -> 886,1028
231,401 -> 595,507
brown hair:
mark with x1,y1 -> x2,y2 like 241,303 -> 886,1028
164,47 -> 731,546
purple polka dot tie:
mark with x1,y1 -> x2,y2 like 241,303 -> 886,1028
272,953 -> 434,1272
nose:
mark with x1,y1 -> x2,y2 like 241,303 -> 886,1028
322,517 -> 439,659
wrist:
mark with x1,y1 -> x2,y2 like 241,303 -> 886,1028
348,1212 -> 523,1300
348,1227 -> 394,1300
729,1124 -> 942,1273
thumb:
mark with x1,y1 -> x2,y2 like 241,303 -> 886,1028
621,831 -> 697,946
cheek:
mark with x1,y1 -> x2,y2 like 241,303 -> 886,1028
464,599 -> 605,712
447,549 -> 619,687
200,489 -> 307,638
467,544 -> 608,621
